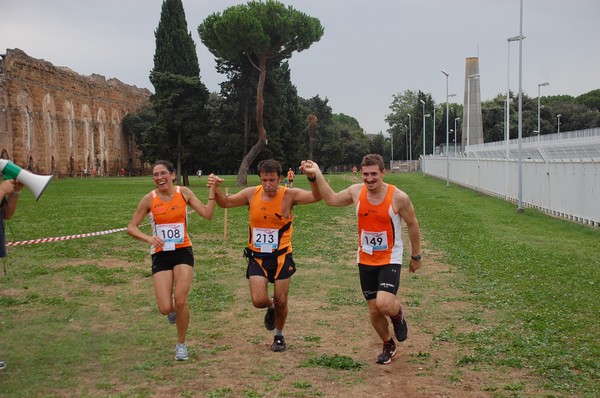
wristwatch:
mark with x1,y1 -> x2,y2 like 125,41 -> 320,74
410,254 -> 422,261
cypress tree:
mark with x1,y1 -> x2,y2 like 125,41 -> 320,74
150,0 -> 209,184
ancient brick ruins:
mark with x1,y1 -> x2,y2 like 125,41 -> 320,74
0,48 -> 151,177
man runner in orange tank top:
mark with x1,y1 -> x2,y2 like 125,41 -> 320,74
208,159 -> 320,352
301,154 -> 421,364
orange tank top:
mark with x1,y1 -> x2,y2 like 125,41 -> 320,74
355,184 -> 403,266
248,186 -> 293,254
148,186 -> 191,254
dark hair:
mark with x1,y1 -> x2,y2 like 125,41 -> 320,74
361,154 -> 385,171
257,159 -> 282,177
152,160 -> 175,173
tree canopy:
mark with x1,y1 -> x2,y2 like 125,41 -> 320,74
198,0 -> 324,185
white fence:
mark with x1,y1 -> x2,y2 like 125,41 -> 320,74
421,128 -> 600,227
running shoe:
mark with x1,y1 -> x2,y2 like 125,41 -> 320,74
0,361 -> 5,371
271,335 -> 286,352
264,306 -> 275,330
167,311 -> 176,325
391,313 -> 408,342
376,339 -> 396,364
175,343 -> 189,361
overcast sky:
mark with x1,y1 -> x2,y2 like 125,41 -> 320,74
2,0 -> 599,135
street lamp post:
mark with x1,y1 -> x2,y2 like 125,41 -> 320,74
467,73 -> 480,152
407,113 -> 412,171
454,117 -> 460,155
420,100 -> 426,174
404,125 -> 408,163
516,0 -> 525,213
506,34 -> 523,200
506,35 -> 524,158
537,82 -> 549,141
557,114 -> 562,134
425,114 -> 431,165
432,106 -> 436,154
441,69 -> 450,186
390,130 -> 394,171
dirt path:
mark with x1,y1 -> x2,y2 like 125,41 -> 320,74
153,250 -> 533,398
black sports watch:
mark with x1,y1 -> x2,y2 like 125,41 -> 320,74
411,254 -> 422,261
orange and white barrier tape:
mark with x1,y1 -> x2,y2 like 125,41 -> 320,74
7,227 -> 127,247
6,209 -> 203,247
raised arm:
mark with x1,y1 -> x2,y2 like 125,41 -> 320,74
300,160 -> 355,207
181,186 -> 216,220
207,174 -> 253,208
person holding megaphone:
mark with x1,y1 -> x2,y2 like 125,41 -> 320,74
0,177 -> 24,371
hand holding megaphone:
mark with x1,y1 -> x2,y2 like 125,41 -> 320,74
0,179 -> 23,197
0,159 -> 53,201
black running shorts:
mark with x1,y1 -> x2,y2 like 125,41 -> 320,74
151,247 -> 194,274
358,263 -> 401,300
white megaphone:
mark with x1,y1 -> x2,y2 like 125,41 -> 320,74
0,159 -> 53,201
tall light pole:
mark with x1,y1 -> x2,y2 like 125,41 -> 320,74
432,106 -> 436,154
407,113 -> 412,171
506,35 -> 524,159
506,34 -> 523,200
425,114 -> 431,155
404,124 -> 408,162
467,73 -> 480,152
454,117 -> 460,155
516,0 -> 525,213
441,69 -> 450,186
557,114 -> 562,134
420,100 -> 426,174
537,82 -> 549,140
390,130 -> 394,171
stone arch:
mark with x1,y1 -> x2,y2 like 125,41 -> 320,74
96,107 -> 106,176
69,155 -> 75,177
81,104 -> 92,171
111,108 -> 121,155
63,100 -> 75,150
17,90 -> 34,153
42,93 -> 57,170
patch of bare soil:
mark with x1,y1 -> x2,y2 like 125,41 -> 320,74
146,247 -> 548,397
48,241 -> 550,397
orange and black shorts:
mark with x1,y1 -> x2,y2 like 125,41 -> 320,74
246,252 -> 296,283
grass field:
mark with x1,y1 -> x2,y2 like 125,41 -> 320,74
0,172 -> 598,397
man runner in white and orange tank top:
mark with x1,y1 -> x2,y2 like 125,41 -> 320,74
300,154 -> 421,365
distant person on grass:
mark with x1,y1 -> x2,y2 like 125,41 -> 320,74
0,177 -> 24,371
127,160 -> 216,361
207,159 -> 320,352
286,168 -> 294,188
300,154 -> 422,364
